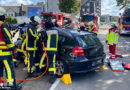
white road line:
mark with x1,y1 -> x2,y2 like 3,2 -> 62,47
49,79 -> 61,90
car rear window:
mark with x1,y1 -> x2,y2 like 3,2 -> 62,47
77,34 -> 102,47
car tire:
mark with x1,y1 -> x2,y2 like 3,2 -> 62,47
56,59 -> 68,78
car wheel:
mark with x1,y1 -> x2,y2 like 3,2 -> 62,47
56,59 -> 68,78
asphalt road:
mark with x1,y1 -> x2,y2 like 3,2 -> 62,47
54,26 -> 130,90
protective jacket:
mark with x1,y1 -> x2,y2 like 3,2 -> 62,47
26,23 -> 39,51
41,27 -> 58,54
106,28 -> 119,45
89,25 -> 98,34
14,26 -> 24,40
0,21 -> 15,56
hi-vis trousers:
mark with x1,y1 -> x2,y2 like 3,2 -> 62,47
0,55 -> 16,87
39,53 -> 56,76
27,51 -> 36,74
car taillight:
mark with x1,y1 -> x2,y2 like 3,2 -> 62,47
72,46 -> 85,57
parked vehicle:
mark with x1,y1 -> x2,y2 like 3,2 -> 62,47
118,8 -> 130,34
80,13 -> 100,31
40,12 -> 72,28
39,28 -> 106,77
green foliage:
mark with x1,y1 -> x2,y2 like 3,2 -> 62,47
58,0 -> 81,14
113,17 -> 119,22
5,16 -> 17,24
100,16 -> 105,22
116,0 -> 130,9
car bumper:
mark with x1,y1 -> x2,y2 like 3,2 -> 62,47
66,54 -> 106,73
120,30 -> 130,34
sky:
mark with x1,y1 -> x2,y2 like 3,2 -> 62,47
101,0 -> 123,16
0,0 -> 123,16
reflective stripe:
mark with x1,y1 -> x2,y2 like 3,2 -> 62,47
0,42 -> 6,44
4,28 -> 13,44
13,59 -> 17,62
46,30 -> 58,35
31,66 -> 35,73
17,49 -> 26,54
26,47 -> 37,50
7,44 -> 15,48
0,51 -> 12,56
21,39 -> 26,50
47,35 -> 51,48
29,28 -> 37,37
26,28 -> 38,51
39,53 -> 46,69
35,63 -> 39,66
27,53 -> 30,73
45,48 -> 57,51
0,46 -> 8,49
3,60 -> 14,85
53,54 -> 56,74
89,26 -> 94,32
49,68 -> 56,74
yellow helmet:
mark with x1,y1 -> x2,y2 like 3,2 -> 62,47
17,20 -> 24,25
88,22 -> 94,25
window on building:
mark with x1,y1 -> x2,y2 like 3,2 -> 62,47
82,8 -> 85,12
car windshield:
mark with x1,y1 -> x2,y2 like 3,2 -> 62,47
122,17 -> 130,25
81,15 -> 94,22
41,15 -> 56,21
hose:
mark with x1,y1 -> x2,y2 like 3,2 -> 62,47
3,42 -> 49,82
104,45 -> 130,56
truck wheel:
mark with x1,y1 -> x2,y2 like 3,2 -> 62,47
56,59 -> 68,78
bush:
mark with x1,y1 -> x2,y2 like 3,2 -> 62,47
5,16 -> 17,24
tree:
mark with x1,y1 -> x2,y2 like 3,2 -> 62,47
58,0 -> 81,14
116,0 -> 130,9
100,16 -> 105,22
5,16 -> 17,24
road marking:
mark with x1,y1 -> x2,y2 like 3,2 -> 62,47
49,79 -> 61,90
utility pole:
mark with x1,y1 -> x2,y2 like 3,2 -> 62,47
45,0 -> 48,12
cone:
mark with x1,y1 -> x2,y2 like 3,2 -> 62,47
60,74 -> 72,85
100,65 -> 106,70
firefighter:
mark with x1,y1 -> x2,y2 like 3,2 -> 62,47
88,22 -> 98,34
106,23 -> 123,59
52,19 -> 59,27
0,7 -> 17,89
13,20 -> 26,40
39,21 -> 58,83
80,23 -> 85,31
26,16 -> 41,77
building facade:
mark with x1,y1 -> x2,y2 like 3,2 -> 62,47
81,0 -> 101,16
0,2 -> 44,17
45,0 -> 60,12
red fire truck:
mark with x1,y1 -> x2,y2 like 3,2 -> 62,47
118,8 -> 130,34
40,12 -> 71,28
80,13 -> 100,30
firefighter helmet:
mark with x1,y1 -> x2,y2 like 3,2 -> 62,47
52,19 -> 56,23
0,7 -> 6,16
17,20 -> 24,25
88,22 -> 94,25
30,16 -> 41,24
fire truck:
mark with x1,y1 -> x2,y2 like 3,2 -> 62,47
118,8 -> 130,34
80,13 -> 100,30
40,12 -> 71,28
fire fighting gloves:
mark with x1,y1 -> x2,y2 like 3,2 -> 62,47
105,40 -> 108,44
113,44 -> 116,47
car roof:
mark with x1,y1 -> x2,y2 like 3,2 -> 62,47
39,27 -> 92,37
